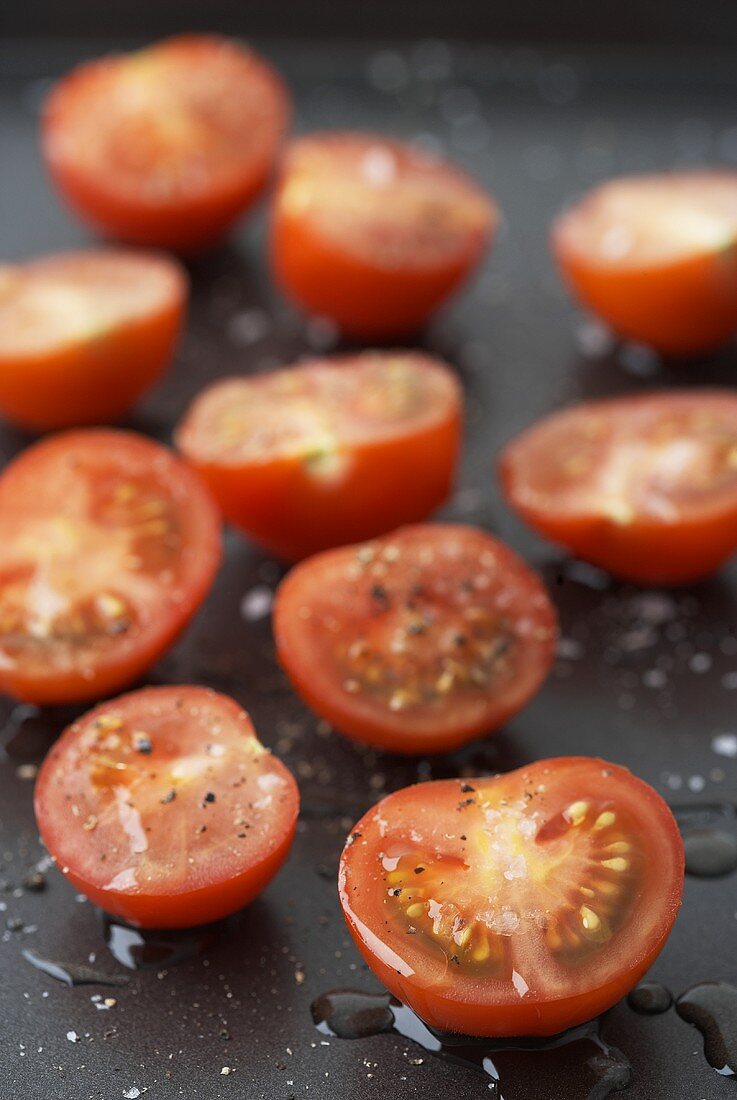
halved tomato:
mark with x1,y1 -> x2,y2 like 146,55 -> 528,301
339,758 -> 684,1037
0,250 -> 186,430
552,171 -> 737,356
269,132 -> 496,337
42,35 -> 290,252
274,524 -> 557,754
35,686 -> 299,928
0,430 -> 221,704
176,352 -> 462,561
499,390 -> 737,585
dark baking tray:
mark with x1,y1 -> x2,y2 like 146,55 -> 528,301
2,31 -> 737,1100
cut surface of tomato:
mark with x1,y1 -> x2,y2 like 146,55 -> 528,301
339,758 -> 684,1037
0,430 -> 221,704
0,250 -> 186,430
274,525 -> 557,754
34,686 -> 299,927
552,171 -> 737,355
176,352 -> 462,561
43,35 -> 290,252
499,390 -> 737,585
269,132 -> 496,337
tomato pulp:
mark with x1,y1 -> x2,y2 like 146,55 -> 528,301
499,390 -> 737,585
43,35 -> 290,252
269,132 -> 496,337
176,351 -> 463,561
274,524 -> 557,754
35,686 -> 299,927
0,430 -> 221,704
0,249 -> 186,430
552,171 -> 737,356
339,758 -> 684,1036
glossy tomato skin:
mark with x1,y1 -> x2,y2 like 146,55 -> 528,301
43,36 -> 290,253
552,172 -> 737,356
274,524 -> 557,754
0,430 -> 221,705
339,759 -> 684,1037
499,391 -> 737,585
176,352 -> 463,561
35,686 -> 299,927
269,133 -> 496,337
0,250 -> 186,431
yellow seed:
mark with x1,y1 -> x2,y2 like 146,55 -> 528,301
472,937 -> 490,962
580,905 -> 601,932
454,925 -> 473,949
592,879 -> 618,896
406,902 -> 425,918
580,886 -> 595,898
564,800 -> 590,826
435,668 -> 456,694
82,814 -> 98,832
96,593 -> 127,620
593,811 -> 616,831
386,870 -> 403,885
96,714 -> 123,733
601,857 -> 629,872
546,925 -> 563,950
606,841 -> 630,854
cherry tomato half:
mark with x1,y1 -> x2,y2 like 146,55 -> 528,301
0,250 -> 186,431
340,758 -> 683,1037
43,35 -> 290,252
499,390 -> 737,585
552,171 -> 737,356
274,525 -> 557,754
269,132 -> 496,337
35,686 -> 299,928
0,430 -> 221,705
176,352 -> 462,561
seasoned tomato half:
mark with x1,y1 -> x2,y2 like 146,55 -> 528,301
0,250 -> 186,430
499,390 -> 737,585
274,525 -> 557,754
35,686 -> 299,928
552,171 -> 737,355
43,35 -> 290,252
0,430 -> 221,704
176,351 -> 462,561
339,758 -> 684,1037
269,132 -> 497,337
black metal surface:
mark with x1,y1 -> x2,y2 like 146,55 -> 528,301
2,34 -> 737,1100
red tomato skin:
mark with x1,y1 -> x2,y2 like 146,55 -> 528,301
274,525 -> 557,754
35,687 -> 299,928
270,208 -> 486,338
42,36 -> 291,253
179,396 -> 461,564
0,254 -> 187,432
0,431 -> 222,706
498,392 -> 737,586
339,759 -> 684,1037
268,134 -> 495,338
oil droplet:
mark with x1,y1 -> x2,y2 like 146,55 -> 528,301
22,948 -> 129,987
312,988 -> 632,1098
682,828 -> 737,878
676,982 -> 737,1077
102,915 -> 214,970
627,982 -> 672,1015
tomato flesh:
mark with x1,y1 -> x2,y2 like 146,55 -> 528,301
43,35 -> 290,252
339,758 -> 684,1036
552,171 -> 737,355
269,132 -> 496,337
500,390 -> 737,585
274,525 -> 557,754
0,430 -> 221,704
0,250 -> 186,430
34,686 -> 299,928
176,352 -> 462,561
